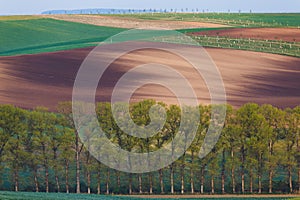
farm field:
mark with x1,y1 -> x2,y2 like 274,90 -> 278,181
44,14 -> 300,57
186,27 -> 300,57
115,13 -> 300,27
0,15 -> 42,21
0,13 -> 299,198
0,45 -> 299,110
190,35 -> 300,57
1,14 -> 299,57
0,191 -> 299,200
0,18 -> 124,56
190,28 -> 300,42
47,14 -> 229,29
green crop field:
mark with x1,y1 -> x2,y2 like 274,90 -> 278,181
191,35 -> 300,57
0,18 -> 125,56
114,13 -> 300,27
0,14 -> 299,57
0,192 -> 297,200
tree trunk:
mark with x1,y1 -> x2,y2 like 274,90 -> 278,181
138,174 -> 142,194
170,165 -> 174,194
53,149 -> 60,193
42,143 -> 49,193
200,166 -> 205,194
231,166 -> 236,194
14,169 -> 18,192
97,168 -> 101,194
86,150 -> 91,194
221,173 -> 225,194
241,171 -> 245,194
129,174 -> 132,195
190,164 -> 194,194
250,169 -> 253,194
258,153 -> 263,194
241,145 -> 245,194
117,171 -> 120,194
211,176 -> 215,194
106,168 -> 110,194
149,173 -> 153,194
269,170 -> 273,194
75,133 -> 80,194
268,140 -> 273,194
159,169 -> 164,194
296,130 -> 300,194
45,165 -> 49,193
297,135 -> 300,194
55,174 -> 60,193
258,173 -> 262,194
34,168 -> 39,192
296,134 -> 300,194
87,171 -> 91,194
298,166 -> 300,194
190,152 -> 194,194
65,160 -> 69,193
289,165 -> 293,193
181,164 -> 185,194
231,149 -> 236,194
221,149 -> 225,194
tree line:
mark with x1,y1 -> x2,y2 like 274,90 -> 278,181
0,100 -> 299,194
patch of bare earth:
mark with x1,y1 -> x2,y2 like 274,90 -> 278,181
45,14 -> 228,29
0,45 -> 299,111
192,28 -> 300,42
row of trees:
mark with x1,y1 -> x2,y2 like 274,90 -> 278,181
0,100 -> 299,194
46,8 -> 255,15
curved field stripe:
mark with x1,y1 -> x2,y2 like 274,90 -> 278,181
0,18 -> 125,56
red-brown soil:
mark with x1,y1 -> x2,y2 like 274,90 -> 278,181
0,46 -> 299,111
192,28 -> 300,42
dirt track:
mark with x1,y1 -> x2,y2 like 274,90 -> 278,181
47,14 -> 228,29
192,28 -> 300,42
0,46 -> 299,110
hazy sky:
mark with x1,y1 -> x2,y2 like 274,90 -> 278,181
1,0 -> 299,15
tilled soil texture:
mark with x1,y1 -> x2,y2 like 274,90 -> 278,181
47,14 -> 229,30
191,28 -> 300,42
0,46 -> 299,111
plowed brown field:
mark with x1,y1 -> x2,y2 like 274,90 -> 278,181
0,46 -> 299,110
192,28 -> 300,42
